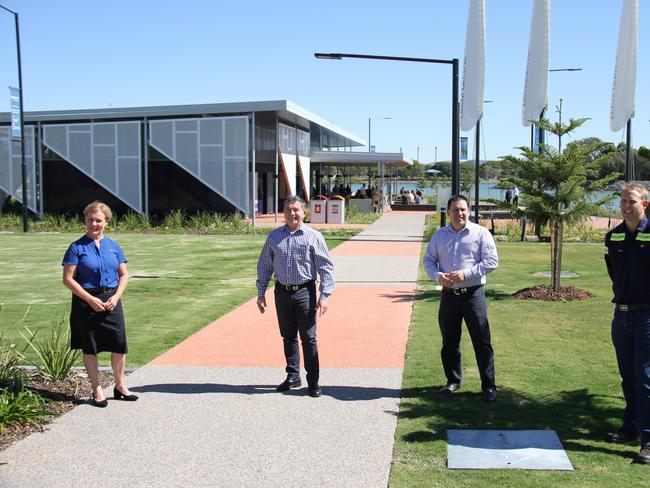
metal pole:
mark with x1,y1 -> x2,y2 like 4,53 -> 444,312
451,58 -> 460,196
474,117 -> 480,223
368,118 -> 371,152
251,112 -> 256,227
2,6 -> 30,232
143,117 -> 149,217
625,119 -> 633,181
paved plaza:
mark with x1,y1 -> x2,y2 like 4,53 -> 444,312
0,212 -> 426,488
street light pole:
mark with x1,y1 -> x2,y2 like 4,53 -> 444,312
315,52 -> 461,195
1,4 -> 28,232
368,116 -> 390,153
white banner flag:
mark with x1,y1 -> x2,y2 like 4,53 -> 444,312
460,0 -> 486,131
610,0 -> 637,132
522,0 -> 550,127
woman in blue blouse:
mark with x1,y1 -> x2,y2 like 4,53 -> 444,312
62,201 -> 138,407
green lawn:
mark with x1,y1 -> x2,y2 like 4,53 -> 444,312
390,242 -> 648,487
0,232 -> 345,366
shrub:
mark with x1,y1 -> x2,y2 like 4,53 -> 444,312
0,388 -> 54,432
20,318 -> 81,381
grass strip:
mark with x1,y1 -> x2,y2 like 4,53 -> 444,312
389,242 -> 647,487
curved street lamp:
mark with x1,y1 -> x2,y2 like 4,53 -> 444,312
315,52 -> 461,195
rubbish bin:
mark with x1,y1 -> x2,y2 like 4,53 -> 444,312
327,195 -> 345,224
310,195 -> 328,224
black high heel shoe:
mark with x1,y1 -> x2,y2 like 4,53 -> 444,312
92,394 -> 108,408
113,387 -> 139,401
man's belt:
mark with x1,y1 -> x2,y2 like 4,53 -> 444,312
442,285 -> 482,296
277,281 -> 314,292
615,303 -> 650,312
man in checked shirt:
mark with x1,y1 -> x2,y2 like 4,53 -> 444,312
256,195 -> 335,398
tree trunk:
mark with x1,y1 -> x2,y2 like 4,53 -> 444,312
550,219 -> 563,292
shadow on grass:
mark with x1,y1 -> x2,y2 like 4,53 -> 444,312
413,289 -> 515,302
130,383 -> 400,401
398,385 -> 636,460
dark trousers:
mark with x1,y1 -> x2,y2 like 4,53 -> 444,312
611,309 -> 650,446
438,286 -> 495,390
274,284 -> 319,386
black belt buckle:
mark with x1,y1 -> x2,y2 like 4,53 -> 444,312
618,304 -> 629,312
453,287 -> 467,296
285,284 -> 300,292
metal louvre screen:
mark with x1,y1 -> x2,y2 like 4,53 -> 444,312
42,121 -> 143,213
0,126 -> 37,211
149,115 -> 249,214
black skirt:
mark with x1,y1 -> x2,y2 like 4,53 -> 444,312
70,288 -> 128,355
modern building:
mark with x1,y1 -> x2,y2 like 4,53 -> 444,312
0,100 -> 403,218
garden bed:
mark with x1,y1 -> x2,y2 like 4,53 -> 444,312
0,370 -> 115,452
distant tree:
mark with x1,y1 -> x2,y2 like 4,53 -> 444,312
500,117 -> 619,292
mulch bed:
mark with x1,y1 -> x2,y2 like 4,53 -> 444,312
513,284 -> 594,301
0,370 -> 115,452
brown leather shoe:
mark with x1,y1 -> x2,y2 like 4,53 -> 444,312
439,383 -> 461,394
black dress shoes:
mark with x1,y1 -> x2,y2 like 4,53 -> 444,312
635,445 -> 650,464
114,387 -> 139,401
607,427 -> 639,443
276,377 -> 302,392
91,395 -> 108,408
308,385 -> 322,398
439,383 -> 461,394
481,387 -> 497,402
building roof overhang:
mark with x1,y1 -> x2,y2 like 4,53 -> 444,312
310,151 -> 408,167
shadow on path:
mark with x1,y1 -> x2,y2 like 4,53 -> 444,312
131,383 -> 401,401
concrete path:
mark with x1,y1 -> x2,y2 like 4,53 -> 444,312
0,212 -> 426,488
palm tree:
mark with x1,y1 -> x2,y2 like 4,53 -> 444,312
500,118 -> 619,291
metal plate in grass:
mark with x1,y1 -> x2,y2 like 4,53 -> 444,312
535,271 -> 580,278
447,429 -> 574,470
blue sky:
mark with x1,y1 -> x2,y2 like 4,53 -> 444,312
0,0 -> 646,163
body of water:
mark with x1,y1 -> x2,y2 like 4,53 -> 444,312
348,182 -> 617,210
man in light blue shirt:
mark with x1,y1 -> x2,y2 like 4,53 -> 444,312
423,195 -> 499,401
257,195 -> 335,398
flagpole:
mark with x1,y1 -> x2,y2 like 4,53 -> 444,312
625,119 -> 633,181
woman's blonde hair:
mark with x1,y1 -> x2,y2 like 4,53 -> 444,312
83,201 -> 113,222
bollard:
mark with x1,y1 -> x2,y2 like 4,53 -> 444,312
440,207 -> 446,228
520,215 -> 527,242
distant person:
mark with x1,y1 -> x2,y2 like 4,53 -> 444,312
415,192 -> 422,204
604,183 -> 650,464
256,195 -> 335,398
423,195 -> 499,402
505,188 -> 512,205
406,191 -> 415,205
512,186 -> 520,206
62,201 -> 138,408
356,184 -> 367,199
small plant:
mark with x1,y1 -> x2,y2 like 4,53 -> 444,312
163,209 -> 186,230
0,340 -> 24,395
0,387 -> 54,432
20,318 -> 81,381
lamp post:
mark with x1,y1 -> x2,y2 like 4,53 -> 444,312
315,52 -> 461,195
368,116 -> 390,153
533,68 -> 582,154
1,4 -> 27,231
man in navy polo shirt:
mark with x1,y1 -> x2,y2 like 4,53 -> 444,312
605,183 -> 650,464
